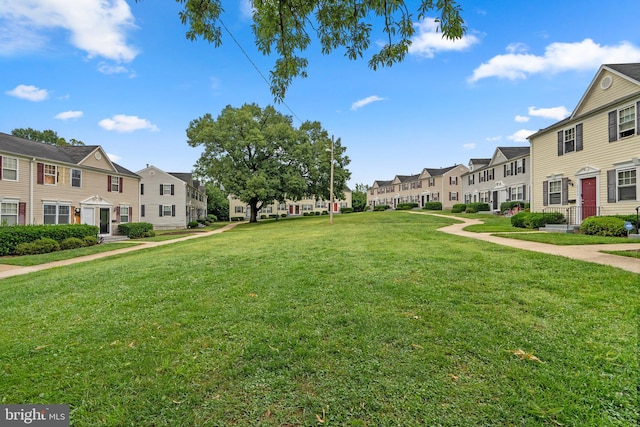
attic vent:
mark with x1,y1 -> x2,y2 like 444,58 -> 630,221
600,75 -> 612,90
149,171 -> 155,175
94,152 -> 102,160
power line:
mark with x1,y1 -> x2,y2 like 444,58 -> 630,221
218,18 -> 304,124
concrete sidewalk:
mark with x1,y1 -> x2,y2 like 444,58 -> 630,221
410,212 -> 640,274
0,222 -> 243,280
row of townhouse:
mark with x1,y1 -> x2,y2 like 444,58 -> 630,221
229,189 -> 353,219
368,165 -> 469,210
370,63 -> 640,223
0,132 -> 207,234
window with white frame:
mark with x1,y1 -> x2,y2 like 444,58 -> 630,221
262,206 -> 272,213
43,203 -> 70,224
548,180 -> 562,205
110,175 -> 120,192
162,184 -> 172,195
163,205 -> 173,216
120,205 -> 129,223
71,168 -> 81,188
316,200 -> 326,208
234,205 -> 244,213
617,168 -> 637,201
511,185 -> 524,201
2,157 -> 18,181
563,127 -> 576,153
619,105 -> 636,138
449,192 -> 458,201
1,201 -> 18,225
44,164 -> 57,185
302,204 -> 313,211
278,204 -> 286,211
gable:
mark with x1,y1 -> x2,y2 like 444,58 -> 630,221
77,147 -> 118,172
573,67 -> 640,118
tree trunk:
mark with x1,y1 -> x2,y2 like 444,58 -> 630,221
249,200 -> 259,223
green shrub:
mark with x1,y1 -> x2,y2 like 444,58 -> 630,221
500,201 -> 529,213
451,204 -> 466,213
422,202 -> 442,211
207,214 -> 217,222
340,207 -> 354,213
15,238 -> 60,255
465,206 -> 478,214
188,221 -> 199,228
510,212 -> 528,228
315,211 -> 321,215
396,203 -> 418,210
510,212 -> 565,229
231,216 -> 244,221
118,222 -> 154,238
467,202 -> 490,212
580,216 -> 628,237
373,205 -> 390,211
321,211 -> 328,215
83,236 -> 98,246
60,237 -> 85,250
0,224 -> 98,256
280,214 -> 287,218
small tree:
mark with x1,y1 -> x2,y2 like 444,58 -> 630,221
351,183 -> 369,212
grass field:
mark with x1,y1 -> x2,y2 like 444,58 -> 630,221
0,212 -> 637,426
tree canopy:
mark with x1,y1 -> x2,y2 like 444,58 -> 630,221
186,103 -> 350,222
11,128 -> 85,146
157,0 -> 465,100
351,183 -> 370,212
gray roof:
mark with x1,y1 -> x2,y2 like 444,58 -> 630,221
169,172 -> 206,193
396,174 -> 420,183
373,180 -> 393,187
469,158 -> 491,164
497,146 -> 530,159
0,131 -> 138,177
606,63 -> 640,82
424,165 -> 457,176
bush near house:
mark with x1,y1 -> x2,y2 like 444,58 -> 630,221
188,221 -> 199,229
467,202 -> 490,212
118,222 -> 154,238
231,216 -> 245,221
340,207 -> 354,213
451,204 -> 466,213
60,237 -> 85,251
15,238 -> 60,255
396,203 -> 418,210
500,201 -> 530,213
0,224 -> 99,256
373,205 -> 390,211
510,212 -> 566,229
580,216 -> 629,237
422,202 -> 442,211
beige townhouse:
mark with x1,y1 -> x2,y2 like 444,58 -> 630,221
528,63 -> 640,225
461,147 -> 530,211
0,132 -> 140,236
137,165 -> 208,229
368,164 -> 468,210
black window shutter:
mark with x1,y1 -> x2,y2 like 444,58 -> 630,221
522,158 -> 526,174
107,175 -> 111,192
575,123 -> 583,151
522,185 -> 527,201
129,206 -> 132,220
18,202 -> 26,225
561,178 -> 569,205
503,165 -> 507,176
607,170 -> 617,203
171,205 -> 176,216
159,205 -> 163,217
119,177 -> 123,193
160,184 -> 163,195
557,131 -> 564,156
141,205 -> 145,217
543,181 -> 548,206
608,110 -> 617,142
637,101 -> 640,135
507,187 -> 512,200
0,155 -> 2,179
141,183 -> 144,195
171,184 -> 175,195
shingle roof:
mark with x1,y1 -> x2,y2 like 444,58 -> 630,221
396,174 -> 420,183
424,165 -> 456,176
497,146 -> 530,159
469,158 -> 491,164
606,63 -> 640,82
0,131 -> 138,177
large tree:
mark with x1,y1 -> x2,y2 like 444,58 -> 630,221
186,103 -> 350,222
351,183 -> 369,212
11,128 -> 85,146
141,0 -> 465,100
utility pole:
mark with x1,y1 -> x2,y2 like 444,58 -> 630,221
329,136 -> 334,225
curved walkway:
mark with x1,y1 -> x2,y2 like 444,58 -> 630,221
409,212 -> 640,274
0,222 -> 243,280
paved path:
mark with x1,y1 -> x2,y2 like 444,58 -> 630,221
409,212 -> 640,274
0,222 -> 243,280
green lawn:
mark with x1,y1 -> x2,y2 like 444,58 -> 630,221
0,212 -> 637,425
0,242 -> 140,266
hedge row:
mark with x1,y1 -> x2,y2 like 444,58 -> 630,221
117,222 -> 154,238
580,216 -> 635,237
396,203 -> 418,210
0,224 -> 99,256
510,212 -> 566,229
15,235 -> 98,256
422,202 -> 442,211
500,201 -> 530,213
451,203 -> 491,213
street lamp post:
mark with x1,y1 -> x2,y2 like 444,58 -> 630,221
329,136 -> 334,225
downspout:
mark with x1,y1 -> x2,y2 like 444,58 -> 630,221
30,158 -> 35,224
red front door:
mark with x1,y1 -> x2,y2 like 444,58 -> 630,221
581,177 -> 597,220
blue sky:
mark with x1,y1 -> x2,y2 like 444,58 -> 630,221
2,1 -> 640,188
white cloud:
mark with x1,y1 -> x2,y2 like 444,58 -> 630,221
98,62 -> 135,77
463,143 -> 476,150
107,153 -> 121,163
55,110 -> 83,120
514,115 -> 529,123
486,136 -> 502,142
508,129 -> 535,143
469,38 -> 640,83
408,18 -> 480,58
239,0 -> 254,20
528,106 -> 570,121
6,84 -> 48,101
0,0 -> 138,62
351,95 -> 385,111
98,114 -> 158,132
